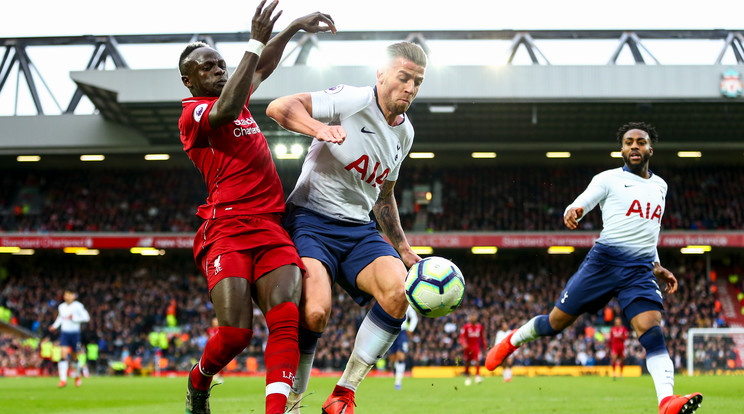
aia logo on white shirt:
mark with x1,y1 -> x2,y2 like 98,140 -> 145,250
345,155 -> 390,188
625,200 -> 662,223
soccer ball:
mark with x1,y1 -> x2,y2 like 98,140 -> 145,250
405,256 -> 465,318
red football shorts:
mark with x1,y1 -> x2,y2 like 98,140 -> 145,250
193,213 -> 304,291
611,346 -> 625,358
463,347 -> 481,363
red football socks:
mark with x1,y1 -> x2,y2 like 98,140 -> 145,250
264,302 -> 300,414
191,326 -> 253,391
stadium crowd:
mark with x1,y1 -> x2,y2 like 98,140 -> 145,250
1,165 -> 742,233
1,250 -> 738,376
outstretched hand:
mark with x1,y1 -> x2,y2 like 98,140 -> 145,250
564,207 -> 584,230
400,250 -> 422,269
654,264 -> 678,294
251,0 -> 282,45
293,11 -> 337,34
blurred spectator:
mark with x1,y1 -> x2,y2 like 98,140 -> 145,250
1,250 -> 739,374
0,165 -> 741,232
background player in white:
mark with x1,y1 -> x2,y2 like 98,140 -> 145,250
486,122 -> 702,414
49,287 -> 90,387
266,41 -> 426,414
388,306 -> 418,390
493,320 -> 513,383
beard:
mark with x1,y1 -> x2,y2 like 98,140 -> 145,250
622,151 -> 651,174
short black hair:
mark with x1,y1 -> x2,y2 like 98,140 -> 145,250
179,41 -> 210,75
616,121 -> 659,145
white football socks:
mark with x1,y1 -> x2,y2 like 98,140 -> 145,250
394,361 -> 405,386
58,360 -> 68,381
646,353 -> 674,404
337,313 -> 398,391
291,352 -> 315,394
511,316 -> 541,346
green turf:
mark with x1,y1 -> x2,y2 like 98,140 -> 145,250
0,374 -> 740,413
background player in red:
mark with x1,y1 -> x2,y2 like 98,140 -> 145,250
460,312 -> 486,385
609,316 -> 629,380
177,2 -> 336,413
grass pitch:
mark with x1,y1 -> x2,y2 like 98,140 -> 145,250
0,374 -> 740,413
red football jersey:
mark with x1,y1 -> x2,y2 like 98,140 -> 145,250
609,325 -> 628,349
460,322 -> 486,350
179,96 -> 285,220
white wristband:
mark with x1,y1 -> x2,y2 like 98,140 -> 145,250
246,39 -> 265,57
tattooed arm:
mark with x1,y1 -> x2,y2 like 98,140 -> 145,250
373,180 -> 421,268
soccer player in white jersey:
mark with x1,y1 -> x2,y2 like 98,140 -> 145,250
49,287 -> 90,388
266,41 -> 426,414
485,122 -> 703,414
388,306 -> 418,390
493,321 -> 513,383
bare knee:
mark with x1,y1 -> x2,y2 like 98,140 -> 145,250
302,302 -> 331,332
376,279 -> 408,319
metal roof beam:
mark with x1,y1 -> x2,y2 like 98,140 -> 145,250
13,43 -> 44,114
507,32 -> 550,65
715,31 -> 744,64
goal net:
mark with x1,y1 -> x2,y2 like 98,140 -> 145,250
686,327 -> 744,376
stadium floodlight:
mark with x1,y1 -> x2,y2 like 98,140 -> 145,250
546,152 -> 571,158
610,151 -> 622,158
130,247 -> 166,256
428,104 -> 456,113
409,152 -> 435,159
411,246 -> 434,255
80,154 -> 105,161
680,246 -> 706,254
17,155 -> 41,162
274,144 -> 302,159
63,247 -> 99,255
12,249 -> 35,255
677,151 -> 702,158
0,247 -> 21,253
471,152 -> 497,159
144,154 -> 170,161
290,144 -> 304,157
471,246 -> 498,254
548,246 -> 575,254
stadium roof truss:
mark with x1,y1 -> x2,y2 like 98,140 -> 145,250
1,30 -> 744,158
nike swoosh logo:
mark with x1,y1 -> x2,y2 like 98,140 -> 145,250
624,184 -> 634,187
361,127 -> 376,134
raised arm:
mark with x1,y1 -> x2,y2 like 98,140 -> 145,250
253,11 -> 336,90
372,180 -> 421,268
209,0 -> 280,127
266,93 -> 345,144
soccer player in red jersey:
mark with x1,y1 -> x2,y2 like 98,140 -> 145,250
460,312 -> 486,385
177,2 -> 336,413
609,316 -> 629,380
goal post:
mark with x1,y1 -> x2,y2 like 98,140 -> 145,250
686,327 -> 744,376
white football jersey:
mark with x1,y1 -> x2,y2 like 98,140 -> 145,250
565,166 -> 667,261
286,85 -> 414,223
403,306 -> 419,333
495,329 -> 510,346
52,300 -> 90,333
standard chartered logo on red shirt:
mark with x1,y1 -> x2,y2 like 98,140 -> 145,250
233,117 -> 261,137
